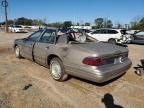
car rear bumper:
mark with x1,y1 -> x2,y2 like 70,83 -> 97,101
92,61 -> 131,83
65,59 -> 132,83
15,30 -> 25,33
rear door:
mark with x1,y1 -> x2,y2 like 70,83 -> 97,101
33,29 -> 57,66
90,30 -> 101,40
22,30 -> 43,60
92,29 -> 108,41
99,29 -> 109,41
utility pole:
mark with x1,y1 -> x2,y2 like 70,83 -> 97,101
2,0 -> 8,33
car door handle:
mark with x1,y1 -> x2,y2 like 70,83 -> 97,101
45,46 -> 49,50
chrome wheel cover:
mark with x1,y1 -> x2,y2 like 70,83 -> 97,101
50,61 -> 61,79
15,47 -> 20,57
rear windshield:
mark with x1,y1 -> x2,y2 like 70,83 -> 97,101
120,30 -> 127,34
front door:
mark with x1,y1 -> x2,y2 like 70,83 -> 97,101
33,29 -> 57,66
22,30 -> 43,60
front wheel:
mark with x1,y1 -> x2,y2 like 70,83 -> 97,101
50,57 -> 68,81
15,46 -> 22,58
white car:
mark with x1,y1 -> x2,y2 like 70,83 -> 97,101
9,25 -> 25,33
87,28 -> 132,44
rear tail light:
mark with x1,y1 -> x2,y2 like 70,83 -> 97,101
83,57 -> 106,66
83,53 -> 128,66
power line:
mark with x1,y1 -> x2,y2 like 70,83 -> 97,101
2,0 -> 8,33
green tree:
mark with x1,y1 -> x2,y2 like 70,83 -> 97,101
63,21 -> 72,28
47,22 -> 63,28
103,19 -> 113,28
140,17 -> 144,23
117,23 -> 122,29
85,22 -> 90,26
15,17 -> 33,25
32,19 -> 40,25
130,17 -> 144,30
1,20 -> 14,25
106,20 -> 113,28
95,18 -> 104,28
76,22 -> 80,26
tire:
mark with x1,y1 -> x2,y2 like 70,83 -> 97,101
108,39 -> 116,44
50,57 -> 68,81
15,46 -> 22,58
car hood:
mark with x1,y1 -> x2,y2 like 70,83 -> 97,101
72,42 -> 128,56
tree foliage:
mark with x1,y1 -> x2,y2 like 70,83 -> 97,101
85,22 -> 90,26
106,20 -> 113,28
1,20 -> 14,25
15,17 -> 32,25
130,17 -> 144,30
10,17 -> 46,26
95,18 -> 104,28
47,22 -> 63,28
63,21 -> 72,28
94,18 -> 113,28
0,16 -> 143,30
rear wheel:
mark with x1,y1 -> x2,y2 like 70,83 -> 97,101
108,39 -> 116,44
50,57 -> 68,81
15,46 -> 22,58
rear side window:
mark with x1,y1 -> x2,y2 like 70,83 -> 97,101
100,30 -> 107,34
107,30 -> 118,34
39,29 -> 57,44
92,30 -> 101,34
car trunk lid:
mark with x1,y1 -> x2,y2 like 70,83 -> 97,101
72,42 -> 128,56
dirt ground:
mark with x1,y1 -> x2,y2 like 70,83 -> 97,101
0,32 -> 144,108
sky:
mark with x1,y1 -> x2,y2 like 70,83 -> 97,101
0,0 -> 144,25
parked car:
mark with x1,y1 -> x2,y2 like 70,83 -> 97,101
14,29 -> 131,83
126,30 -> 140,35
87,28 -> 132,44
9,25 -> 25,33
131,30 -> 144,44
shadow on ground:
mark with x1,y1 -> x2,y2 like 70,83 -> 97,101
71,73 -> 126,86
102,93 -> 123,108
